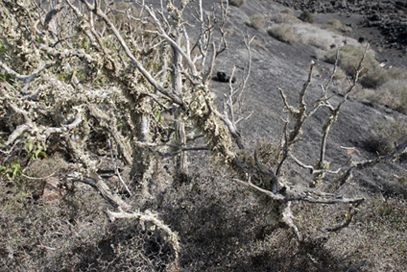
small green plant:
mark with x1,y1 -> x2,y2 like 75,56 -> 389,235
0,71 -> 12,84
257,138 -> 279,168
0,39 -> 5,52
267,24 -> 298,44
153,108 -> 164,122
229,0 -> 245,8
299,10 -> 314,23
25,138 -> 47,160
0,161 -> 23,179
246,14 -> 265,30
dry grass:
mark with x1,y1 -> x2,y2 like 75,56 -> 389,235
330,196 -> 407,271
293,24 -> 359,51
332,67 -> 347,85
367,79 -> 407,114
293,193 -> 407,271
327,19 -> 343,29
251,38 -> 267,50
246,14 -> 266,30
321,19 -> 351,34
267,24 -> 298,44
270,12 -> 302,24
0,158 -> 177,271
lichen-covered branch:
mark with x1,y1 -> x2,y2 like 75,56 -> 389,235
106,209 -> 180,258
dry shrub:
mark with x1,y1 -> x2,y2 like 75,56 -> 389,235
395,169 -> 407,196
224,28 -> 234,37
251,38 -> 267,50
368,79 -> 407,114
247,14 -> 265,30
267,24 -> 298,44
0,153 -> 176,271
320,19 -> 353,35
0,172 -> 177,272
140,169 -> 353,271
366,118 -> 407,156
299,10 -> 314,23
327,46 -> 407,112
295,24 -> 341,50
327,19 -> 343,29
325,46 -> 387,89
229,0 -> 245,8
385,66 -> 407,80
348,196 -> 407,270
270,12 -> 302,24
291,193 -> 407,271
351,64 -> 407,113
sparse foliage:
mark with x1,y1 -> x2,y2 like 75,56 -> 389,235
299,10 -> 314,23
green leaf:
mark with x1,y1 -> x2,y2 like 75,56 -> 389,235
81,36 -> 88,49
11,161 -> 20,169
38,141 -> 47,152
0,40 -> 5,52
0,165 -> 7,174
33,148 -> 42,159
6,161 -> 22,179
25,138 -> 34,152
0,72 -> 12,83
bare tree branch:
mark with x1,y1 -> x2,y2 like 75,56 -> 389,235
108,139 -> 132,196
0,60 -> 52,83
233,178 -> 364,204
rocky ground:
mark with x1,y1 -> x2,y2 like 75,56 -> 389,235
273,0 -> 407,63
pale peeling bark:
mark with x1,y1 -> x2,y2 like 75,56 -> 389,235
172,35 -> 189,182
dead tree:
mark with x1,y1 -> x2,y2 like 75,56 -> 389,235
1,0 -> 406,270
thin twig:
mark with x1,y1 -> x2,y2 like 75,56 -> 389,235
21,172 -> 56,180
108,139 -> 132,196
